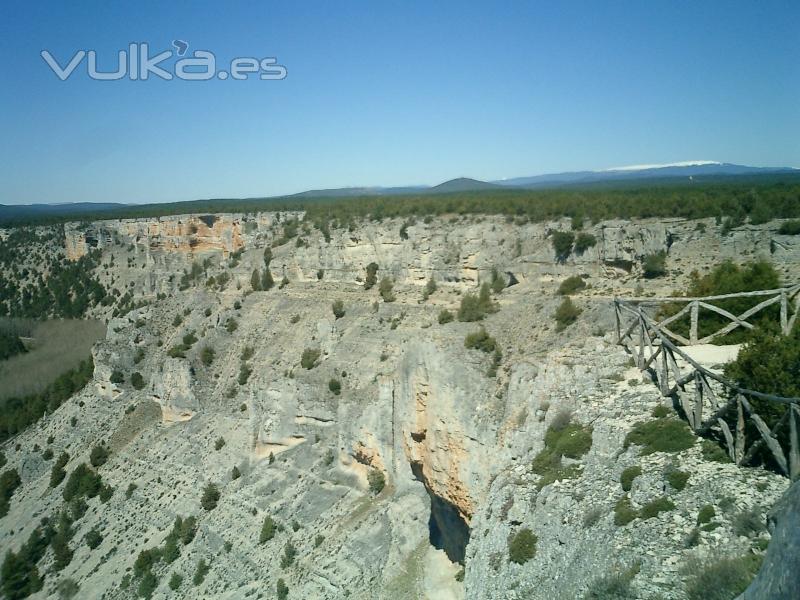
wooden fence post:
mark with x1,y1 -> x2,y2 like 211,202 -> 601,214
690,301 -> 699,345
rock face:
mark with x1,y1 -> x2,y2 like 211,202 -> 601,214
739,479 -> 800,600
1,213 -> 798,599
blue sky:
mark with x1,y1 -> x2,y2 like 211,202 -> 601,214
0,1 -> 798,205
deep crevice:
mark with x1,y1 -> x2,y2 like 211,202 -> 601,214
410,460 -> 470,565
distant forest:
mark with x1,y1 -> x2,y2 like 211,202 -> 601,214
2,177 -> 800,228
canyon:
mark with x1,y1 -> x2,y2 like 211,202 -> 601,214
1,212 -> 799,599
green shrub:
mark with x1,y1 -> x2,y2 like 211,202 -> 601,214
701,439 -> 730,463
0,468 -> 22,517
464,328 -> 497,353
379,277 -> 396,302
458,283 -> 496,322
422,276 -> 437,300
490,267 -> 506,294
508,528 -> 537,564
666,469 -> 690,491
697,504 -> 715,525
238,364 -> 252,385
642,251 -> 667,278
200,483 -> 220,510
137,571 -> 158,599
364,262 -> 379,290
328,379 -> 341,396
624,418 -> 695,455
109,370 -> 124,384
200,346 -> 215,366
531,417 -> 593,490
260,515 -> 276,543
554,297 -> 582,331
280,541 -> 297,568
614,496 -> 637,526
551,231 -> 574,262
192,559 -> 209,586
557,276 -> 586,296
438,309 -> 454,324
85,528 -> 103,550
620,466 -> 642,492
56,578 -> 79,599
62,463 -> 103,502
651,404 -> 670,418
277,578 -> 289,600
724,324 -> 800,444
168,573 -> 183,591
658,260 -> 780,344
639,497 -> 675,519
301,348 -> 320,369
50,452 -> 69,487
89,444 -> 109,468
733,507 -> 765,537
367,468 -> 386,495
130,372 -> 145,390
778,220 -> 800,235
684,554 -> 762,600
332,300 -> 345,319
574,232 -> 597,255
214,437 -> 225,451
125,483 -> 137,499
231,466 -> 241,480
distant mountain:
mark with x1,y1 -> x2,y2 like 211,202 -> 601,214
493,162 -> 798,188
428,178 -> 502,194
2,162 -> 798,223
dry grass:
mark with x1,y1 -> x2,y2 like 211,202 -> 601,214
0,318 -> 105,401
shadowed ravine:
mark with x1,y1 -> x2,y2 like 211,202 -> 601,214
410,461 -> 471,564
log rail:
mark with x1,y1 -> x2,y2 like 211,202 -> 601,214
614,286 -> 800,480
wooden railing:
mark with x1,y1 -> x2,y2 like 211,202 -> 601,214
613,288 -> 800,480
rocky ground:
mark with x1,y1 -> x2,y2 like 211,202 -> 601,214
1,213 -> 798,599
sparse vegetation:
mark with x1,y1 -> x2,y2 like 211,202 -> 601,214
531,413 -> 592,489
584,563 -> 640,599
438,309 -> 454,324
684,554 -> 762,600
